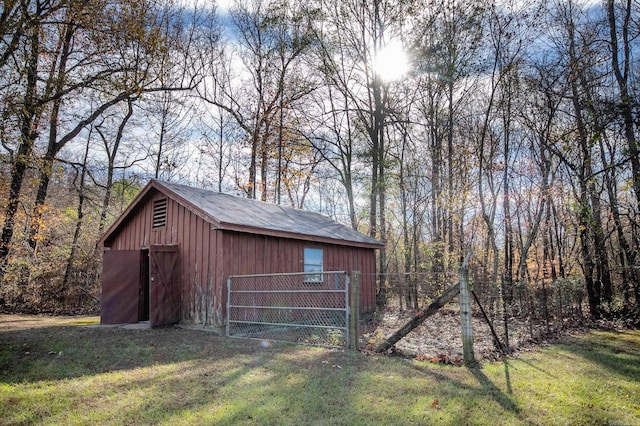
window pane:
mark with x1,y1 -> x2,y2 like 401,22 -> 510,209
304,248 -> 323,267
304,248 -> 323,282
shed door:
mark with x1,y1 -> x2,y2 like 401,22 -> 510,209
101,250 -> 141,324
149,244 -> 180,327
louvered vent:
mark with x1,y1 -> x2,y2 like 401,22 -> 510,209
152,198 -> 168,228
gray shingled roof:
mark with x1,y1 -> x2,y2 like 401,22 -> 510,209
155,180 -> 383,247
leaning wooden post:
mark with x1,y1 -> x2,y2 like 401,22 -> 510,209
375,282 -> 460,353
348,271 -> 360,351
459,252 -> 476,366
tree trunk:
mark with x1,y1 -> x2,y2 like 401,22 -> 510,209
607,0 -> 640,210
63,128 -> 93,292
96,99 -> 134,239
260,121 -> 270,202
154,92 -> 170,179
247,123 -> 259,199
550,200 -> 566,279
27,15 -> 76,250
446,72 -> 455,253
606,0 -> 640,306
567,8 -> 602,318
0,22 -> 40,278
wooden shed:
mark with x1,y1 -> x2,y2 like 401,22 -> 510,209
99,179 -> 383,329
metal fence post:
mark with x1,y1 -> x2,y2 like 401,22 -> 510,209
349,271 -> 360,351
459,254 -> 476,366
226,276 -> 232,337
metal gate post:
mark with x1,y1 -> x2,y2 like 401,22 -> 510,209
345,273 -> 350,349
348,271 -> 360,351
226,277 -> 232,337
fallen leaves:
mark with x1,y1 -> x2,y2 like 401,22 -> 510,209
414,352 -> 463,366
360,308 -> 499,360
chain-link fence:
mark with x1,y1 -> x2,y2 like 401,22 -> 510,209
468,270 -> 587,343
370,267 -> 587,353
226,271 -> 351,348
226,267 -> 587,354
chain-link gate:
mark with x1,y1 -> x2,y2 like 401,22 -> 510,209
226,271 -> 350,348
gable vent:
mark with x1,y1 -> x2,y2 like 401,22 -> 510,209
152,198 -> 168,228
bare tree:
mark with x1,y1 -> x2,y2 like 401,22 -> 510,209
199,0 -> 316,200
606,0 -> 640,305
0,0 -> 197,280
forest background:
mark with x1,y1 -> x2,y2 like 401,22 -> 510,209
1,0 -> 639,335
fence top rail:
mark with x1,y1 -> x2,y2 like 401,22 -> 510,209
229,305 -> 347,311
228,320 -> 347,331
230,289 -> 347,294
228,271 -> 347,279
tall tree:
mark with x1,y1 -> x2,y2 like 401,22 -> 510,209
411,0 -> 484,271
552,0 -> 608,318
200,0 -> 316,200
95,98 -> 135,238
0,0 -> 193,279
0,0 -> 51,276
606,0 -> 640,305
606,0 -> 640,211
315,0 -> 408,304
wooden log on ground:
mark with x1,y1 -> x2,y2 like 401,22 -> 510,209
374,282 -> 461,353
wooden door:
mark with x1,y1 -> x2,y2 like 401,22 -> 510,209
101,250 -> 141,324
149,244 -> 180,327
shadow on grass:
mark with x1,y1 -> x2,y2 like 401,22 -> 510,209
509,356 -> 559,380
469,366 -> 520,414
0,324 -> 279,384
555,330 -> 640,379
503,359 -> 512,394
1,323 -> 364,424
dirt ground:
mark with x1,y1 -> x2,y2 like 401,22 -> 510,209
0,314 -> 100,331
360,306 -> 568,361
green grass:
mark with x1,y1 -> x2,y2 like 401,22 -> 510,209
1,316 -> 639,425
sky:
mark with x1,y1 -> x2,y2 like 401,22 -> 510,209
192,0 -> 232,13
215,0 -> 232,13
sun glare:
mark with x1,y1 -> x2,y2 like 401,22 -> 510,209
216,0 -> 232,12
374,41 -> 409,82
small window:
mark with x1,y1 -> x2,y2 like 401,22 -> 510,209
304,248 -> 323,282
152,198 -> 168,228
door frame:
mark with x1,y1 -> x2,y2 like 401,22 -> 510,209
139,249 -> 150,321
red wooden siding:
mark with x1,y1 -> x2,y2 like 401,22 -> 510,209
103,188 -> 378,329
220,231 -> 376,313
104,192 -> 218,326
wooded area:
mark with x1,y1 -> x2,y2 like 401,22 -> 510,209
0,0 -> 638,332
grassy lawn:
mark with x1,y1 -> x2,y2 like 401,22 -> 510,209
1,315 -> 639,425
